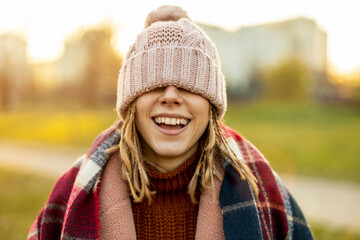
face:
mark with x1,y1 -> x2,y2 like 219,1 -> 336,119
135,86 -> 210,170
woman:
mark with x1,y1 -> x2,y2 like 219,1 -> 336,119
28,5 -> 313,240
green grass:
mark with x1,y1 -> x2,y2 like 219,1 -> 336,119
224,101 -> 360,182
0,104 -> 117,147
0,101 -> 359,182
311,224 -> 360,240
0,168 -> 55,240
0,167 -> 359,240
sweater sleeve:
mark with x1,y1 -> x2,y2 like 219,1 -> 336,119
220,124 -> 314,239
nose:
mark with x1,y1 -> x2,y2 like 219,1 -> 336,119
159,86 -> 183,107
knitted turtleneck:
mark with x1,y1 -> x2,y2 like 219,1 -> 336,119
132,152 -> 200,240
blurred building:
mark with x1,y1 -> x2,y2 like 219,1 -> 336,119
32,61 -> 60,97
26,27 -> 122,106
199,17 -> 329,99
57,28 -> 122,105
0,34 -> 33,110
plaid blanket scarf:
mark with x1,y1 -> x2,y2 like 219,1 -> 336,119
28,121 -> 313,240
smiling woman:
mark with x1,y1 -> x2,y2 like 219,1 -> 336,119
28,5 -> 313,240
135,86 -> 209,172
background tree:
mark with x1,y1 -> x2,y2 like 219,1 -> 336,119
262,56 -> 310,101
58,25 -> 122,107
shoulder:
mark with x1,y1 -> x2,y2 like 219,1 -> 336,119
220,123 -> 270,168
86,120 -> 123,157
44,155 -> 84,209
220,123 -> 279,192
28,121 -> 123,239
220,123 -> 313,239
27,155 -> 84,240
50,120 -> 123,198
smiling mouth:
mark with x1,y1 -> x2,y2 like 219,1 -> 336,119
152,116 -> 190,129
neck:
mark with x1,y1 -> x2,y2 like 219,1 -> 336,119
143,143 -> 199,173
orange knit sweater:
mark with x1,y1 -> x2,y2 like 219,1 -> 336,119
132,153 -> 200,240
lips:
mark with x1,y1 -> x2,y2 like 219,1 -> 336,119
153,116 -> 189,126
151,114 -> 191,136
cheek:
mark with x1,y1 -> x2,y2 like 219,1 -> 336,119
134,98 -> 152,138
192,101 -> 210,134
197,114 -> 210,136
135,94 -> 156,122
135,95 -> 150,114
195,98 -> 210,119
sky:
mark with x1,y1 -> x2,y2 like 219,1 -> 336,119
0,0 -> 359,74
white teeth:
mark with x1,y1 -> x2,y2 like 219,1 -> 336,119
154,117 -> 190,126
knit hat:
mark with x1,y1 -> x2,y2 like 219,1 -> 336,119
116,5 -> 227,119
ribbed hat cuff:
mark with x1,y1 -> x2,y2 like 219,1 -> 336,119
116,46 -> 226,119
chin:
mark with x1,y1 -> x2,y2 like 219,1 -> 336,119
153,145 -> 186,158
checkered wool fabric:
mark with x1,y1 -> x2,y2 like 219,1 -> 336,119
28,121 -> 313,240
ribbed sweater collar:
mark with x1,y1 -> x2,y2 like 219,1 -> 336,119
145,151 -> 199,193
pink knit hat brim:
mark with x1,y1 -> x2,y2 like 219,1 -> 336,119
116,46 -> 226,119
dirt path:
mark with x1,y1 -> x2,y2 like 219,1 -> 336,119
1,138 -> 359,233
0,139 -> 87,178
